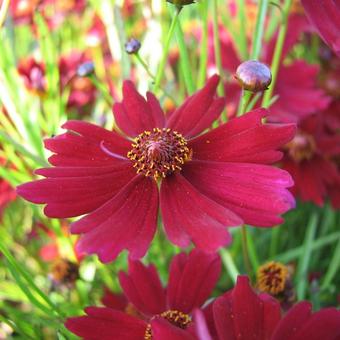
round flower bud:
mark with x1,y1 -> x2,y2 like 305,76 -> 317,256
76,61 -> 95,77
235,60 -> 272,92
125,38 -> 141,55
166,0 -> 195,6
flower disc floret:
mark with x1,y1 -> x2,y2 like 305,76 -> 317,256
127,128 -> 190,180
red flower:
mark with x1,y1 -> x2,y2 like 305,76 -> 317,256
65,250 -> 221,339
17,57 -> 47,95
301,0 -> 340,57
208,276 -> 340,340
17,76 -> 295,262
281,111 -> 340,206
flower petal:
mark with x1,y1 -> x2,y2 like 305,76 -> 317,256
113,81 -> 165,137
119,260 -> 166,316
65,307 -> 146,340
182,160 -> 295,227
189,108 -> 296,164
151,318 -> 196,340
160,173 -> 242,252
166,75 -> 223,138
72,175 -> 159,262
167,249 -> 221,314
17,163 -> 135,218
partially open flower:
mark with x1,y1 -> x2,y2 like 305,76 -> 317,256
235,60 -> 272,92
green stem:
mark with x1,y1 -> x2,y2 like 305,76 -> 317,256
321,235 -> 340,290
251,0 -> 270,59
262,0 -> 293,107
220,249 -> 240,283
296,213 -> 318,300
197,0 -> 209,88
154,6 -> 182,93
175,13 -> 195,94
212,0 -> 225,98
235,0 -> 248,59
237,90 -> 252,116
88,74 -> 113,107
241,225 -> 253,277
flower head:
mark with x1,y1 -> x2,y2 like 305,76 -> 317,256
65,249 -> 221,339
17,76 -> 295,262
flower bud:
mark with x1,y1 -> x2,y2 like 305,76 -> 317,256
76,61 -> 95,77
125,38 -> 141,55
166,0 -> 195,6
235,60 -> 272,92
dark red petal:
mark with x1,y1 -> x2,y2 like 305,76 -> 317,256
190,108 -> 296,164
17,163 -> 135,218
166,75 -> 222,137
259,294 -> 282,340
151,318 -> 195,340
182,161 -> 295,227
271,302 -> 312,340
119,260 -> 166,316
213,295 -> 236,340
72,176 -> 159,262
101,288 -> 128,311
113,81 -> 165,137
167,249 -> 221,314
301,0 -> 340,56
160,173 -> 242,252
65,307 -> 146,340
290,308 -> 340,340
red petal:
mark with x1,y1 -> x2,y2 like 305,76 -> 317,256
113,81 -> 165,137
166,75 -> 222,138
167,250 -> 221,314
65,307 -> 146,340
119,260 -> 166,316
72,176 -> 159,262
301,0 -> 340,56
160,173 -> 242,252
17,163 -> 135,218
190,108 -> 296,164
151,318 -> 195,340
193,309 -> 213,340
271,302 -> 312,340
182,161 -> 295,227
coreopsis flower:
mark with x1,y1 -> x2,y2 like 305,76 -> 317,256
17,57 -> 47,95
65,250 -> 221,339
207,276 -> 340,340
17,75 -> 295,262
282,112 -> 340,207
301,0 -> 340,57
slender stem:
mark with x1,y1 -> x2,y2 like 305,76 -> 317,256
262,0 -> 293,107
197,0 -> 209,88
251,0 -> 270,59
235,0 -> 248,59
220,249 -> 240,284
237,90 -> 252,116
135,53 -> 155,79
241,225 -> 253,277
212,0 -> 225,98
175,13 -> 195,94
154,6 -> 181,93
88,74 -> 113,107
0,0 -> 9,27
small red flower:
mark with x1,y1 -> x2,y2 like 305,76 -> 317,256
65,250 -> 221,339
301,0 -> 340,57
281,111 -> 340,207
208,276 -> 340,340
17,76 -> 295,262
